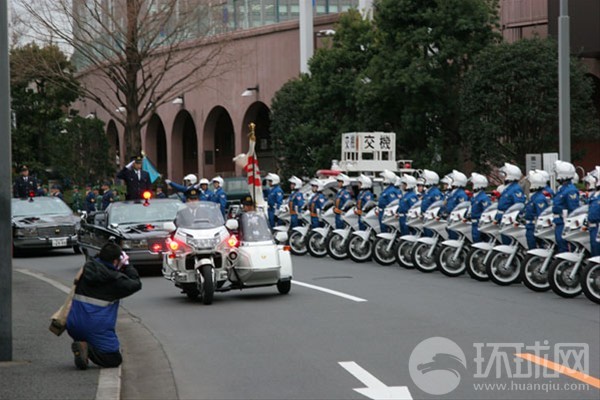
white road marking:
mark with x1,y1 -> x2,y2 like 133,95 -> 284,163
339,361 -> 413,400
293,280 -> 367,302
15,268 -> 122,400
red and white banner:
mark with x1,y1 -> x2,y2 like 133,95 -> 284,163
233,134 -> 266,207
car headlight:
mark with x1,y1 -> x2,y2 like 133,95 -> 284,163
15,227 -> 38,237
121,239 -> 148,249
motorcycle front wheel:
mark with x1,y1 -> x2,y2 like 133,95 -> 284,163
520,254 -> 551,292
436,246 -> 468,277
200,265 -> 214,305
289,231 -> 308,256
348,235 -> 373,263
373,237 -> 396,266
307,231 -> 328,258
466,247 -> 489,281
486,251 -> 523,286
326,233 -> 348,260
548,259 -> 582,298
412,242 -> 438,273
581,262 -> 600,304
396,240 -> 415,269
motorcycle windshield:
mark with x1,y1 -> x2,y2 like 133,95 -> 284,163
568,205 -> 588,218
175,202 -> 225,229
240,212 -> 273,242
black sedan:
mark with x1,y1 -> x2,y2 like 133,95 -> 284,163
77,198 -> 182,269
12,196 -> 80,254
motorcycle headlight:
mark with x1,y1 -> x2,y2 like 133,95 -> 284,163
188,237 -> 218,249
15,227 -> 38,237
121,239 -> 148,249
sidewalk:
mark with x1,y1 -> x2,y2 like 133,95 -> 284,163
1,269 -> 178,400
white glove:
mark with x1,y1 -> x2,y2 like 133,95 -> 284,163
126,160 -> 135,169
118,251 -> 130,268
165,179 -> 172,185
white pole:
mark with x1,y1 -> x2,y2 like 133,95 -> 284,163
558,0 -> 571,162
359,0 -> 373,19
299,0 -> 313,74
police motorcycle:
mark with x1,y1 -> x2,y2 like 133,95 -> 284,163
326,203 -> 361,260
306,200 -> 337,258
287,206 -> 311,255
520,206 -> 556,292
348,201 -> 381,263
485,203 -> 527,285
162,202 -> 293,304
465,203 -> 500,281
435,201 -> 472,277
547,205 -> 590,298
581,255 -> 600,304
272,203 -> 291,245
395,200 -> 423,268
411,200 -> 447,273
372,200 -> 400,266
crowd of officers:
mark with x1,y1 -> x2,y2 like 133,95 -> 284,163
263,161 -> 600,258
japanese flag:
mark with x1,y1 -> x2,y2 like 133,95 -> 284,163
233,135 -> 266,207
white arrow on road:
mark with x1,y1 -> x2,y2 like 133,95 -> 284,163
339,361 -> 413,400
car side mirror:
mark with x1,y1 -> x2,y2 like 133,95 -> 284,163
225,219 -> 238,231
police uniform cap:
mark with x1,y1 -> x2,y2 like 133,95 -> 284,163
241,195 -> 254,206
133,155 -> 143,164
186,188 -> 199,199
20,165 -> 28,172
102,180 -> 111,187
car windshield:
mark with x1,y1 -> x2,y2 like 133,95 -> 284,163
240,212 -> 273,242
108,199 -> 181,225
175,202 -> 225,229
224,178 -> 249,193
12,197 -> 72,218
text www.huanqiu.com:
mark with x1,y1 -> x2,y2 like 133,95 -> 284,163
473,381 -> 591,393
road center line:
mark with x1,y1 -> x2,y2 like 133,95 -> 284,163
16,268 -> 70,294
293,280 -> 367,302
515,353 -> 600,389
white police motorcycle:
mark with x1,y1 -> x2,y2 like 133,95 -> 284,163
395,200 -> 423,269
162,202 -> 293,304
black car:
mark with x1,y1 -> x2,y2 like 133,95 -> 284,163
77,198 -> 182,269
12,196 -> 80,254
223,176 -> 251,208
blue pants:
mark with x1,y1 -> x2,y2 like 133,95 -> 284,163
335,214 -> 344,229
590,226 -> 599,257
268,208 -> 277,228
358,218 -> 366,231
378,213 -> 388,233
310,217 -> 321,229
423,228 -> 433,237
399,216 -> 409,236
471,222 -> 480,243
555,223 -> 568,253
447,229 -> 458,240
290,214 -> 299,229
526,224 -> 536,250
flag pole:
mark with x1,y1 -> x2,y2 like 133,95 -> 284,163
249,122 -> 256,207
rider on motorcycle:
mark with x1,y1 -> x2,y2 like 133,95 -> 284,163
587,167 -> 600,257
288,176 -> 304,229
355,174 -> 374,231
552,160 -> 580,253
398,174 -> 419,236
334,174 -> 353,229
441,170 -> 469,240
496,163 -> 525,244
524,171 -> 551,249
308,179 -> 327,229
378,170 -> 400,232
469,173 -> 491,243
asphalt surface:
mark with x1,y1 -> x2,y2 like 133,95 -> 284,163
8,248 -> 600,400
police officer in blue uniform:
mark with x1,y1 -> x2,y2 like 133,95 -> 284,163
288,176 -> 304,229
165,174 -> 198,202
420,170 -> 443,237
101,181 -> 115,210
441,170 -> 469,240
355,175 -> 374,231
210,176 -> 228,216
116,156 -> 151,200
398,175 -> 419,236
308,179 -> 327,229
535,169 -> 555,198
469,173 -> 491,243
523,171 -> 550,249
552,160 -> 580,253
333,174 -> 352,229
13,165 -> 38,198
496,163 -> 525,244
378,170 -> 400,232
587,167 -> 600,257
265,173 -> 284,228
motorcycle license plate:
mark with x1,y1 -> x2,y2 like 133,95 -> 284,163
52,238 -> 67,247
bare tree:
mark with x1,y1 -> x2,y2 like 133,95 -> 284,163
15,0 -> 236,157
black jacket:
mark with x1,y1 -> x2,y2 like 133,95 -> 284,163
117,167 -> 151,200
13,176 -> 38,198
75,258 -> 142,302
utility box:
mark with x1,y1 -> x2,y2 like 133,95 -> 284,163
526,153 -> 542,173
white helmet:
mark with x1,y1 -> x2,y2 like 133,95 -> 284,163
199,178 -> 210,186
450,170 -> 467,188
401,174 -> 417,190
553,160 -> 576,182
535,169 -> 550,184
470,172 -> 488,191
310,178 -> 324,192
288,175 -> 303,187
596,166 -> 600,188
416,177 -> 426,186
499,163 -> 522,182
421,169 -> 439,186
265,173 -> 280,185
184,174 -> 198,185
394,176 -> 402,187
211,176 -> 224,186
380,169 -> 398,185
440,174 -> 453,188
582,173 -> 597,188
358,174 -> 372,189
528,171 -> 546,190
336,173 -> 351,187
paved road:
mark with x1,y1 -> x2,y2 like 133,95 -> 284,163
13,249 -> 600,400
